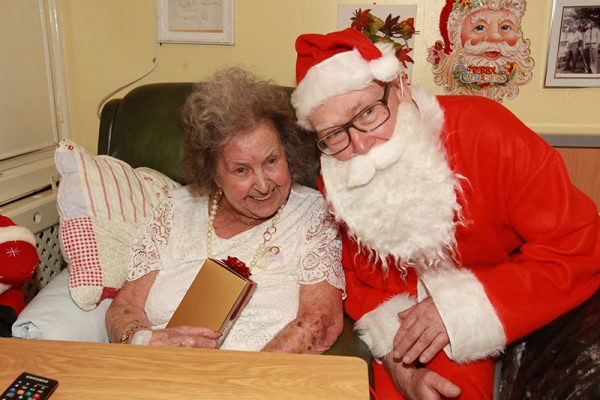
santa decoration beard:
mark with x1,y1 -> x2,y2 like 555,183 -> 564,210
320,87 -> 463,273
432,35 -> 534,101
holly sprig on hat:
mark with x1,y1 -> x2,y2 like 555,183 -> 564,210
350,8 -> 417,67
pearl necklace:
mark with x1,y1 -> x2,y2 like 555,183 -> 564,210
206,190 -> 285,270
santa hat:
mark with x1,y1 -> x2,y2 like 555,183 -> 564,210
439,0 -> 526,54
291,28 -> 403,131
0,215 -> 39,291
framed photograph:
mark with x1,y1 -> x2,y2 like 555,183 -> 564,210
545,0 -> 600,87
157,0 -> 234,45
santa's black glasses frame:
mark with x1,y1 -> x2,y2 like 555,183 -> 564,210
315,83 -> 392,156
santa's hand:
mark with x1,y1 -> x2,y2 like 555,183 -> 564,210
149,326 -> 221,348
393,297 -> 449,364
383,353 -> 461,400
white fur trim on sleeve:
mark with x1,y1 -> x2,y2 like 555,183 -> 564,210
419,268 -> 506,363
353,294 -> 416,358
0,226 -> 36,247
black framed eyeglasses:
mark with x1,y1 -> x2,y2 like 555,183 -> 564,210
316,83 -> 391,156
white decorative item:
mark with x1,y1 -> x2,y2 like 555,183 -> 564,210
157,0 -> 234,45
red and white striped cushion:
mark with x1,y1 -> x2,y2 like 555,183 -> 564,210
55,140 -> 181,310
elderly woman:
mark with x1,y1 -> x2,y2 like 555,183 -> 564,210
106,67 -> 345,352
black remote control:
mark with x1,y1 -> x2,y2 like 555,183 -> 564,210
1,372 -> 58,400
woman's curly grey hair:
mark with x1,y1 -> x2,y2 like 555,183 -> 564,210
181,67 -> 313,195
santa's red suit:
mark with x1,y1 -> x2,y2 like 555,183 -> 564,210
321,92 -> 600,398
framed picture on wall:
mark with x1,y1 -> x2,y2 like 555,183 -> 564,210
156,0 -> 234,45
545,0 -> 600,87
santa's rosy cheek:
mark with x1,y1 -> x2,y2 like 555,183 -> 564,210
504,34 -> 520,46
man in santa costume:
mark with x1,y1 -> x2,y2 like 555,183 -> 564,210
291,27 -> 600,399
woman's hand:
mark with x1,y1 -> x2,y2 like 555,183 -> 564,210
107,272 -> 219,348
393,297 -> 449,364
383,353 -> 461,400
149,326 -> 221,348
106,272 -> 156,344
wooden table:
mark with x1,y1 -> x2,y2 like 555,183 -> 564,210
1,338 -> 369,399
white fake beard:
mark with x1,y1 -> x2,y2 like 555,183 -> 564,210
321,88 -> 462,273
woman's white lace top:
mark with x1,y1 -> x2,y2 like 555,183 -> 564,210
128,184 -> 345,351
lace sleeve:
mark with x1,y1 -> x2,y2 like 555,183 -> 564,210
298,197 -> 346,297
128,193 -> 174,281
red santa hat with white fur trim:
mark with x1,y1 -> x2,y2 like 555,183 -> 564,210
291,28 -> 403,131
0,215 -> 38,295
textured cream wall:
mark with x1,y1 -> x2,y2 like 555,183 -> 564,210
58,0 -> 600,153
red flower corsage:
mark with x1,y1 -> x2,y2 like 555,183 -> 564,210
222,256 -> 252,279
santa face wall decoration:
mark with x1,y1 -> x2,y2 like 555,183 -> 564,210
427,0 -> 534,101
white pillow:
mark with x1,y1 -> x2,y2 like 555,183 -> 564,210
12,268 -> 110,342
55,140 -> 181,310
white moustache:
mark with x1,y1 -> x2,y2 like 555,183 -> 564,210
463,39 -> 523,58
346,101 -> 419,188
